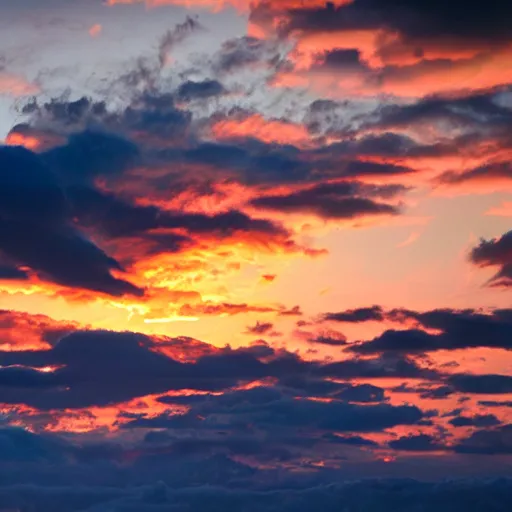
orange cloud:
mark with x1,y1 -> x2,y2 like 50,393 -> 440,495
0,72 -> 39,96
4,132 -> 42,151
273,46 -> 512,99
106,0 -> 351,13
211,114 -> 311,147
4,126 -> 66,151
106,0 -> 249,11
0,309 -> 82,351
89,24 -> 102,37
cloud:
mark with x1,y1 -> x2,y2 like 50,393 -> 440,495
455,425 -> 512,455
251,182 -> 403,220
134,385 -> 421,433
322,433 -> 378,447
448,374 -> 512,394
177,79 -> 226,102
327,307 -> 512,353
1,331 -> 302,409
389,434 -> 445,452
391,383 -> 454,400
0,309 -> 79,351
0,71 -> 38,96
263,1 -> 512,99
158,17 -> 202,68
325,306 -> 385,323
449,414 -> 501,428
0,264 -> 29,281
88,24 -> 102,38
0,427 -> 68,463
211,112 -> 311,147
0,146 -> 142,297
478,400 -> 512,408
317,354 -> 436,380
470,231 -> 512,288
307,330 -> 347,346
245,321 -> 274,335
0,326 -> 424,412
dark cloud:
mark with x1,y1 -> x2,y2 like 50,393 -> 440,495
391,383 -> 454,399
22,94 -> 191,149
322,49 -> 365,69
317,353 -> 436,380
325,306 -> 385,323
0,146 -> 141,297
158,16 -> 202,68
327,307 -> 512,353
0,264 -> 29,281
68,186 -> 289,259
478,400 -> 512,408
322,433 -> 378,447
133,386 -> 422,433
177,79 -> 226,102
449,414 -> 501,428
0,328 -> 418,411
455,425 -> 512,455
278,0 -> 512,43
349,329 -> 442,354
439,162 -> 512,187
0,145 -> 67,224
1,331 -> 311,409
44,131 -> 139,185
333,383 -> 386,403
372,89 -> 512,133
245,321 -> 274,335
389,434 -> 445,452
448,374 -> 512,394
308,330 -> 347,346
470,231 -> 512,288
251,182 -> 402,220
0,427 -> 69,463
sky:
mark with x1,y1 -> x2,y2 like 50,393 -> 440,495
0,0 -> 511,510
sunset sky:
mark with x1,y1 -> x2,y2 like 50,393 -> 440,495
0,1 -> 511,510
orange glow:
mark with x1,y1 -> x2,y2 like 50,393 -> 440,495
106,0 -> 352,14
0,72 -> 39,96
0,309 -> 80,351
37,365 -> 61,373
274,49 -> 512,99
5,132 -> 42,151
88,24 -> 102,37
211,114 -> 312,147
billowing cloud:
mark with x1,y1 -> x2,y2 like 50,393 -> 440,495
0,146 -> 142,297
